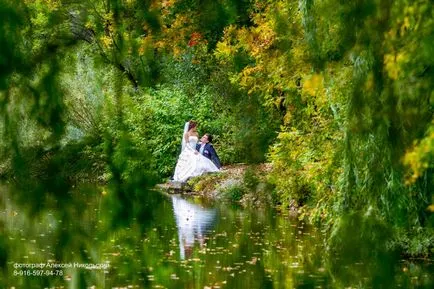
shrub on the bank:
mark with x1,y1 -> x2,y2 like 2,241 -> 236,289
222,183 -> 245,202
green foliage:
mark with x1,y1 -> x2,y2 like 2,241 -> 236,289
211,0 -> 433,254
128,85 -> 216,177
1,0 -> 434,258
60,47 -> 104,138
219,167 -> 270,204
0,1 -> 67,146
222,183 -> 245,202
243,167 -> 259,191
326,212 -> 399,288
169,0 -> 255,49
389,226 -> 434,257
1,0 -> 278,185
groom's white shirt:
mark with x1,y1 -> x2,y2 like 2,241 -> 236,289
199,143 -> 205,155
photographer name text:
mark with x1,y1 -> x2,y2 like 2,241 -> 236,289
13,262 -> 110,270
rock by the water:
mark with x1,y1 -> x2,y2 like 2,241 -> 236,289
156,181 -> 191,193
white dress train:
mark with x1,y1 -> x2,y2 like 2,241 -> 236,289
173,136 -> 219,182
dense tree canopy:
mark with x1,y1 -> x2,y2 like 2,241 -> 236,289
1,0 -> 433,256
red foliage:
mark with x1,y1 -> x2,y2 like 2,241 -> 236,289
188,32 -> 202,47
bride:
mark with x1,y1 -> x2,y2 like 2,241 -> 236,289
173,120 -> 220,182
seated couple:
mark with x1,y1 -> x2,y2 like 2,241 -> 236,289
173,120 -> 221,183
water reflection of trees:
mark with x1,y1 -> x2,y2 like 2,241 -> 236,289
0,184 -> 166,288
1,185 -> 433,289
1,184 -> 104,288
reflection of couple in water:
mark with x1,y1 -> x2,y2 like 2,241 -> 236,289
171,195 -> 216,259
173,120 -> 221,183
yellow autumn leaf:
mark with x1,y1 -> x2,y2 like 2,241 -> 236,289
403,127 -> 434,184
384,54 -> 399,79
100,35 -> 113,48
85,21 -> 94,30
400,16 -> 410,35
303,74 -> 324,96
41,0 -> 60,11
215,41 -> 234,59
283,111 -> 292,125
138,36 -> 153,56
384,52 -> 408,80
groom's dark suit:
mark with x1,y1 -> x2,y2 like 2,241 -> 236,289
196,143 -> 222,169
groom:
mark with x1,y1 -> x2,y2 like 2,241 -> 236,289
196,133 -> 222,169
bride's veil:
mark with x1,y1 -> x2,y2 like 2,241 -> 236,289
181,121 -> 189,151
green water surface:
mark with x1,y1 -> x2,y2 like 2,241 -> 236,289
1,184 -> 432,288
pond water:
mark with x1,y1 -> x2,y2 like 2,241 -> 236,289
1,184 -> 433,288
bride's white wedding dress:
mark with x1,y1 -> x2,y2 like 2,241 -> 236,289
173,135 -> 219,182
